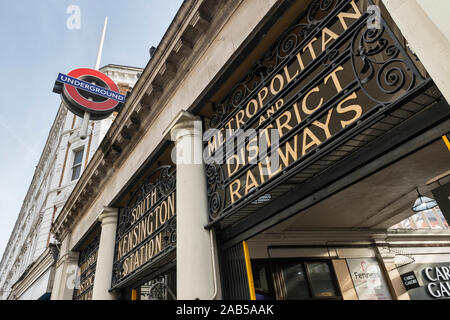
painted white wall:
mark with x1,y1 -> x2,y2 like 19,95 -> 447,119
416,0 -> 450,43
382,0 -> 450,103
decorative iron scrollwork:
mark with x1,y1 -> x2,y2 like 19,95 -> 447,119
164,216 -> 177,247
205,164 -> 225,220
112,165 -> 176,288
117,165 -> 176,239
351,24 -> 418,104
73,233 -> 100,300
205,0 -> 428,224
208,0 -> 339,129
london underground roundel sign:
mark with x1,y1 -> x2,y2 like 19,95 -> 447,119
53,68 -> 126,120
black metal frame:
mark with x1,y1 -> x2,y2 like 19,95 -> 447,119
111,165 -> 176,289
205,0 -> 430,228
258,257 -> 343,300
73,234 -> 100,300
220,98 -> 449,249
219,242 -> 251,300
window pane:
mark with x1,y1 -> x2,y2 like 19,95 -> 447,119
306,262 -> 338,297
251,263 -> 273,300
400,218 -> 412,229
413,213 -> 427,229
279,263 -> 310,299
425,209 -> 443,229
74,149 -> 84,165
72,165 -> 81,181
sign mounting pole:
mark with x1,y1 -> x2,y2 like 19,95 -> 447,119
80,16 -> 108,140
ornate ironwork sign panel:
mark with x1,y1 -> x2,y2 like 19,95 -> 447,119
73,234 -> 100,300
205,0 -> 429,226
112,166 -> 176,288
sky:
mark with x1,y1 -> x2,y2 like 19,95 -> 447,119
0,1 -> 183,260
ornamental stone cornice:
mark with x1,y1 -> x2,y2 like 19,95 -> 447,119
52,0 -> 239,241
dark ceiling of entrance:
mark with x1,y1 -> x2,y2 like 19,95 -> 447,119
264,139 -> 450,232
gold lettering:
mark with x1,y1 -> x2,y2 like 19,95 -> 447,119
276,111 -> 293,138
226,154 -> 240,177
159,200 -> 168,225
229,179 -> 242,203
338,0 -> 362,31
150,188 -> 157,207
247,136 -> 259,163
312,108 -> 334,139
302,127 -> 321,156
336,92 -> 362,128
278,135 -> 299,167
296,52 -> 305,71
302,86 -> 323,115
270,74 -> 285,96
324,66 -> 345,93
264,156 -> 282,179
246,99 -> 259,119
275,98 -> 284,110
235,110 -> 245,129
322,27 -> 339,52
293,102 -> 302,124
245,170 -> 259,195
208,134 -> 220,156
257,87 -> 269,108
168,192 -> 175,218
303,37 -> 318,60
284,65 -> 299,84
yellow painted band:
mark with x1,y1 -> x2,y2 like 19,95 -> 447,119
242,241 -> 256,300
443,135 -> 450,151
131,289 -> 137,300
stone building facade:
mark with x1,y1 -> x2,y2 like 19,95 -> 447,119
0,65 -> 142,300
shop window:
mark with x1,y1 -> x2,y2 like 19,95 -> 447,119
252,259 -> 341,300
306,262 -> 338,298
71,148 -> 84,181
279,263 -> 310,299
252,262 -> 273,300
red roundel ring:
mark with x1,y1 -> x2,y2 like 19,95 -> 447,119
62,68 -> 121,118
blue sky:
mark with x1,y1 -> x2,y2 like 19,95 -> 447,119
0,1 -> 183,259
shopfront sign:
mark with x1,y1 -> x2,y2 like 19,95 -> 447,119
400,271 -> 420,291
347,258 -> 391,300
204,0 -> 428,225
53,68 -> 125,120
399,263 -> 450,299
111,166 -> 176,288
423,265 -> 450,298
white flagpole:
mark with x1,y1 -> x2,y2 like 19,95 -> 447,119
80,16 -> 108,140
95,16 -> 108,71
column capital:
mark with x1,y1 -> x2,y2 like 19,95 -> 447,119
163,110 -> 202,142
98,207 -> 118,226
56,251 -> 79,268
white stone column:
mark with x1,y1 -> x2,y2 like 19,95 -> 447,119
167,111 -> 217,300
50,234 -> 79,300
92,207 -> 118,300
382,0 -> 450,103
